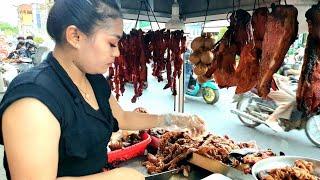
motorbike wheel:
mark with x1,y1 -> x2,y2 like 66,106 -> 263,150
305,115 -> 320,148
202,87 -> 219,104
236,97 -> 261,128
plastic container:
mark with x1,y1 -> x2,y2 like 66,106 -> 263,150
107,132 -> 151,165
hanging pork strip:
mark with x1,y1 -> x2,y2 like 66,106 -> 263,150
251,7 -> 269,51
296,3 -> 320,115
235,43 -> 260,94
256,4 -> 298,98
235,8 -> 269,94
212,9 -> 251,88
213,34 -> 238,88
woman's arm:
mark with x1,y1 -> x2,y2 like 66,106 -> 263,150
109,95 -> 163,130
2,98 -> 60,179
2,98 -> 144,180
109,95 -> 208,137
58,168 -> 144,180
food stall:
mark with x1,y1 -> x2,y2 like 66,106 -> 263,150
105,0 -> 319,179
110,0 -> 315,112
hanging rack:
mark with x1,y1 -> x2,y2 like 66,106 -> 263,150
145,0 -> 161,30
201,0 -> 210,34
233,0 -> 235,12
134,0 -> 160,30
226,0 -> 271,22
143,1 -> 153,31
253,0 -> 263,11
254,0 -> 257,10
261,0 -> 268,8
226,0 -> 236,22
134,1 -> 143,29
278,0 -> 288,5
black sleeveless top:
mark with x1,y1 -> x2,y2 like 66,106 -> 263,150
0,52 -> 119,178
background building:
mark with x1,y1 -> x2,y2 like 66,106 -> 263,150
17,4 -> 33,36
17,0 -> 53,37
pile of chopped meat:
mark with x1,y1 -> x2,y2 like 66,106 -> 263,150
144,128 -> 168,139
108,132 -> 142,151
142,132 -> 275,177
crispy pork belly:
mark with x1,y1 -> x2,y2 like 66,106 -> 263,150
257,4 -> 298,98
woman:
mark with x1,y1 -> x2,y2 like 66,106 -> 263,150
0,0 -> 207,179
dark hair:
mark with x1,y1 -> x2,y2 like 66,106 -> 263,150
26,36 -> 34,40
17,36 -> 25,40
47,0 -> 122,44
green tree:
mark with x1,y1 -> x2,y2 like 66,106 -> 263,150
0,22 -> 18,36
217,27 -> 228,41
34,37 -> 44,44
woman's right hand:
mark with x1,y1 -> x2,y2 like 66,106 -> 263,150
160,113 -> 208,138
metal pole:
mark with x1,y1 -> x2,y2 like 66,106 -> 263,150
174,53 -> 185,113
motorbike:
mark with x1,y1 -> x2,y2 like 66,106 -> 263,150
230,88 -> 320,148
185,75 -> 220,104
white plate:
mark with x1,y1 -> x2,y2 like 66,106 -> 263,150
251,156 -> 320,180
201,173 -> 232,180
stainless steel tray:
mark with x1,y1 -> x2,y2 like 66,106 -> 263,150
251,156 -> 320,180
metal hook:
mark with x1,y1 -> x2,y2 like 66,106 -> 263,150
262,0 -> 268,8
145,0 -> 160,29
201,0 -> 210,33
143,1 -> 153,31
233,0 -> 235,11
134,1 -> 144,29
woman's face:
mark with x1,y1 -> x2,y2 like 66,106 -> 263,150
77,18 -> 123,74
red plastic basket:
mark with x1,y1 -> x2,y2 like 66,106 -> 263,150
107,132 -> 151,166
149,136 -> 160,149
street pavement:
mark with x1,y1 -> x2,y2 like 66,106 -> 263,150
0,71 -> 319,179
